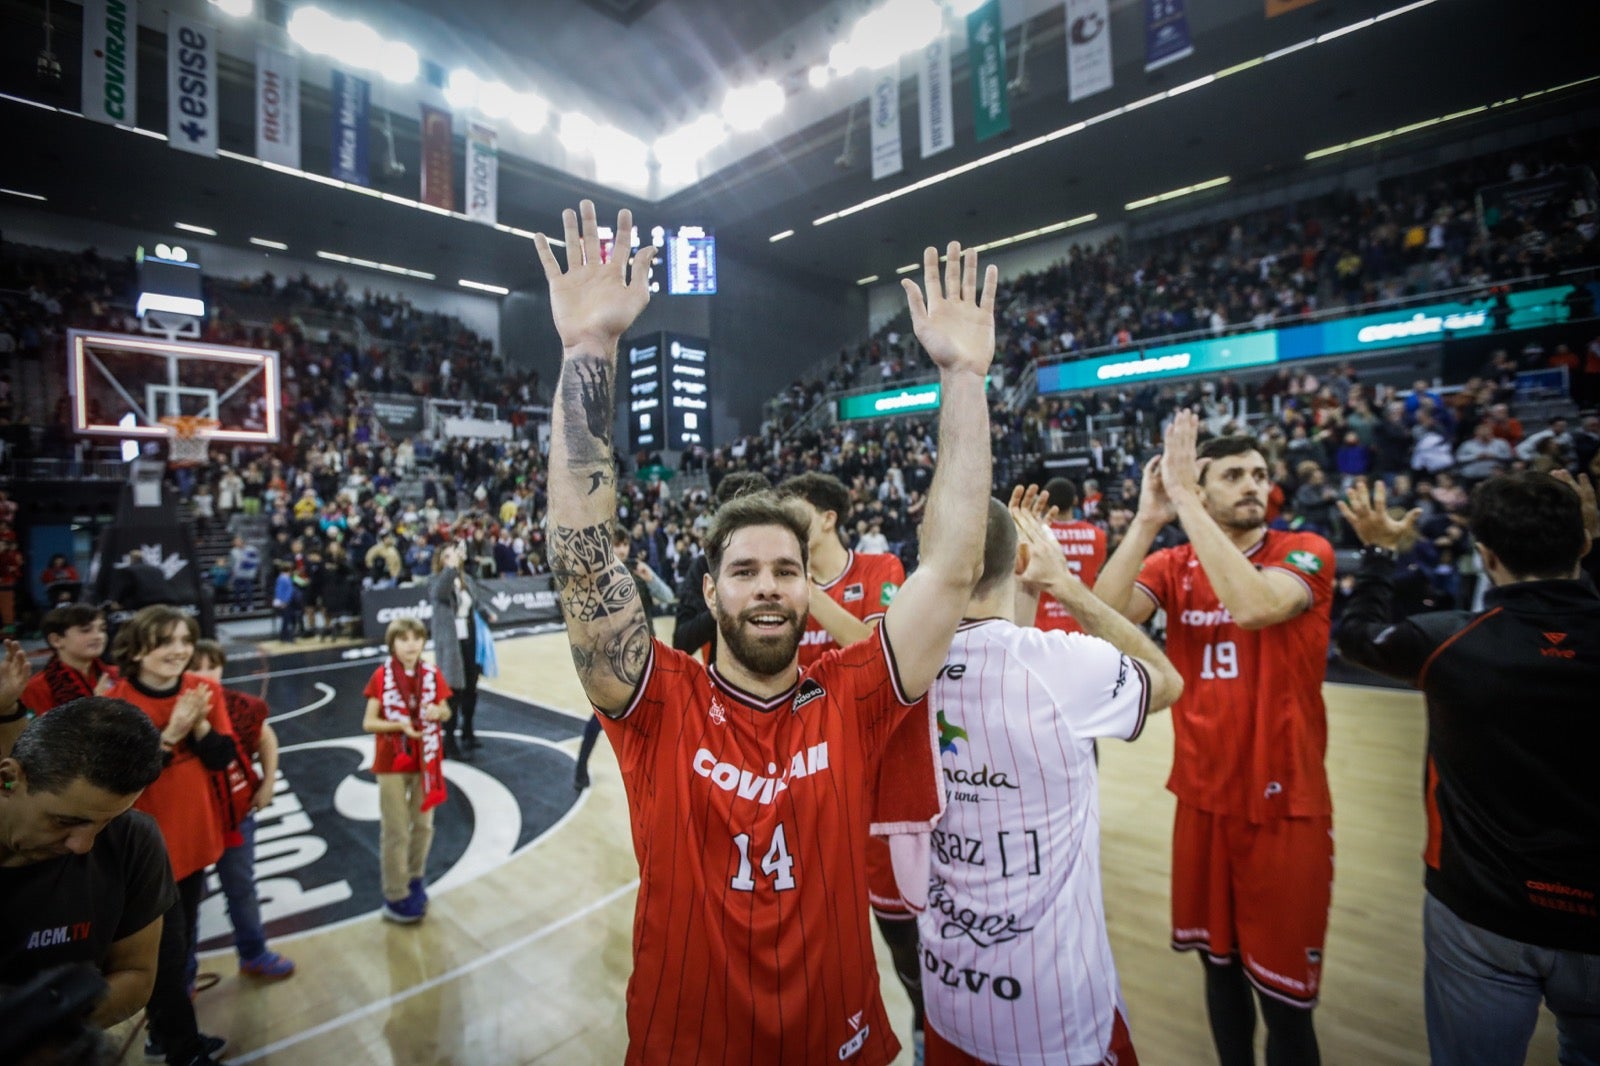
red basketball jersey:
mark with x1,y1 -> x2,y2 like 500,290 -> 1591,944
1033,519 -> 1108,635
598,627 -> 919,1065
1134,530 -> 1335,822
798,550 -> 905,668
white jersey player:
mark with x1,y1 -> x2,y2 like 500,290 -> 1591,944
918,489 -> 1183,1066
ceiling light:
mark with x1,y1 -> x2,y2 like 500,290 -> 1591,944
848,0 -> 943,69
808,65 -> 831,90
595,128 -> 648,183
769,229 -> 795,243
895,263 -> 918,274
946,0 -> 988,16
559,112 -> 598,154
208,0 -> 254,17
459,279 -> 510,295
722,80 -> 784,132
444,68 -> 480,110
856,275 -> 879,285
509,92 -> 549,134
0,187 -> 47,202
477,81 -> 514,120
377,41 -> 418,85
828,42 -> 858,76
175,222 -> 217,236
286,7 -> 338,53
249,237 -> 288,250
1124,176 -> 1230,211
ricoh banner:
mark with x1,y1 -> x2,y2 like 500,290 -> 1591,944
361,576 -> 562,639
82,0 -> 138,126
466,122 -> 499,224
255,45 -> 300,168
167,16 -> 217,157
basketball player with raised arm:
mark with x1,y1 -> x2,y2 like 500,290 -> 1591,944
1095,411 -> 1336,1066
534,199 -> 997,1065
778,471 -> 923,1050
918,485 -> 1183,1066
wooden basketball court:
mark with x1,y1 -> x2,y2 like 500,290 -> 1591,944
106,622 -> 1558,1064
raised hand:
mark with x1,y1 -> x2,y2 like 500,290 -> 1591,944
534,200 -> 656,352
1009,486 -> 1072,594
0,640 -> 28,711
1136,454 -> 1178,527
902,242 -> 998,378
1337,478 -> 1421,551
1010,483 -> 1059,527
1160,409 -> 1205,503
1551,469 -> 1599,541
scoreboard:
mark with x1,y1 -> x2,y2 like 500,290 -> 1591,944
625,332 -> 712,451
666,226 -> 717,295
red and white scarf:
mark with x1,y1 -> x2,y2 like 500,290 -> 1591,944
380,658 -> 447,812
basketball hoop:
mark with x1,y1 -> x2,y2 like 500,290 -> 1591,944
159,415 -> 219,467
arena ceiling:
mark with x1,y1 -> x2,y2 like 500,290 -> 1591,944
0,0 -> 1593,295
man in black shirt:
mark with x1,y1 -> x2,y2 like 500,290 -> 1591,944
1335,472 -> 1600,1065
0,696 -> 175,1031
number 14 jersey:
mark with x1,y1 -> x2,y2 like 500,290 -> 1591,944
598,626 -> 923,1066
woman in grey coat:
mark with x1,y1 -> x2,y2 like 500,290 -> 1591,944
428,543 -> 494,758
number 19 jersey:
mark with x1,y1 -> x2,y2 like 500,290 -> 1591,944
1134,529 -> 1335,822
598,626 -> 923,1065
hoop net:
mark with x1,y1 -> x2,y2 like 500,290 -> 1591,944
159,415 -> 219,467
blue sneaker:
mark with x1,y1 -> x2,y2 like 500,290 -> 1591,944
239,950 -> 296,979
407,877 -> 429,912
381,895 -> 424,924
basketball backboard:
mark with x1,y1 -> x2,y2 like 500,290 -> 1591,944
66,330 -> 281,444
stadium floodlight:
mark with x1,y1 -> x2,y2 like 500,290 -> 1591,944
807,65 -> 831,90
722,80 -> 784,132
378,41 -> 418,85
559,112 -> 599,154
945,0 -> 988,16
828,42 -> 858,76
509,91 -> 549,134
653,113 -> 728,182
444,69 -> 480,110
477,80 -> 515,120
338,17 -> 385,69
208,0 -> 254,17
286,6 -> 339,54
851,0 -> 943,68
595,128 -> 648,184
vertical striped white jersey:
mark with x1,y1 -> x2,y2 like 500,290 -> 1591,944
918,618 -> 1150,1065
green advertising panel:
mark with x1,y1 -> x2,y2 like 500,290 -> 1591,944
1038,331 -> 1279,394
967,0 -> 1010,142
837,379 -> 996,421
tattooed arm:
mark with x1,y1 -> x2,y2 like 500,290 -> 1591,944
535,200 -> 658,716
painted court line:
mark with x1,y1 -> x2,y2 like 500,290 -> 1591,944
228,878 -> 640,1063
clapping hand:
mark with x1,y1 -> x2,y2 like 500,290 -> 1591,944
1160,409 -> 1206,505
902,242 -> 998,378
1336,478 -> 1421,551
534,200 -> 655,352
1008,484 -> 1075,596
0,640 -> 29,712
1551,470 -> 1599,542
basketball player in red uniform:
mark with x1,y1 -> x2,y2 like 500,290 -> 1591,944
1096,411 -> 1335,1066
778,471 -> 923,1051
1031,477 -> 1107,635
535,200 -> 996,1065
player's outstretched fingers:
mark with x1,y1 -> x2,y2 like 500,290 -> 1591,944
944,241 -> 961,303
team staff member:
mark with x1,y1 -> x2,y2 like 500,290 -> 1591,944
778,471 -> 922,1051
1096,411 -> 1336,1066
1031,477 -> 1107,635
536,199 -> 996,1064
0,697 -> 173,1029
107,606 -> 235,1066
919,489 -> 1183,1066
1335,473 -> 1600,1065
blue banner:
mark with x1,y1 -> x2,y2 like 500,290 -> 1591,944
1144,0 -> 1194,71
330,69 -> 370,186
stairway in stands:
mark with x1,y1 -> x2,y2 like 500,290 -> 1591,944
176,501 -> 271,618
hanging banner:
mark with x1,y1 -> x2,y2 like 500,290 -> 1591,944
466,121 -> 499,224
330,69 -> 370,186
917,35 -> 954,159
81,0 -> 137,126
966,0 -> 1010,143
1065,0 -> 1113,102
1144,0 -> 1194,71
870,62 -> 903,181
255,44 -> 300,168
420,104 -> 454,210
167,16 -> 217,156
1266,0 -> 1321,14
